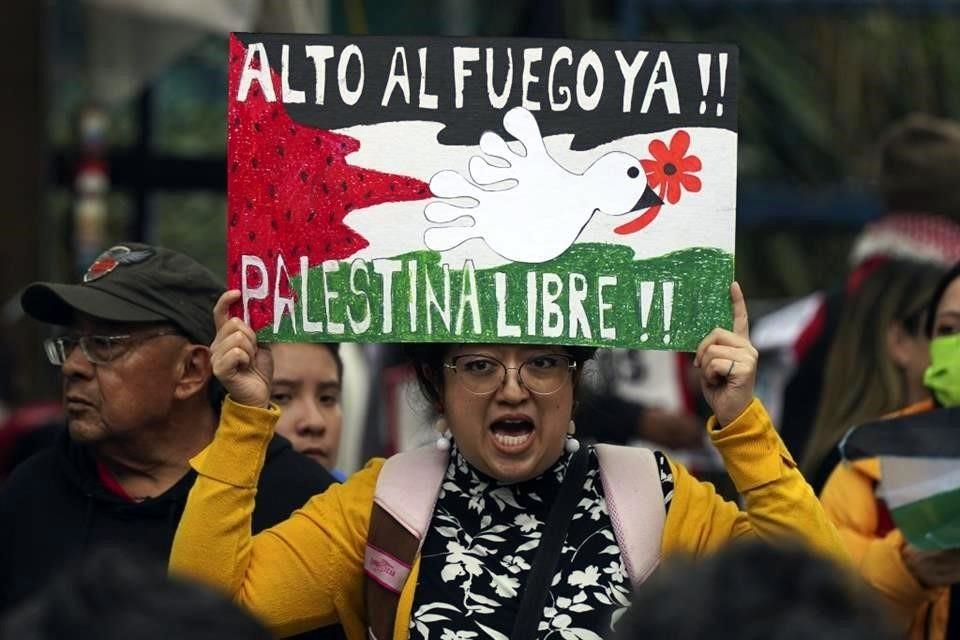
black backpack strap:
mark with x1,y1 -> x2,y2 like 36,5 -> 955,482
510,446 -> 589,640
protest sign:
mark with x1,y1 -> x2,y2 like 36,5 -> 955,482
226,34 -> 738,350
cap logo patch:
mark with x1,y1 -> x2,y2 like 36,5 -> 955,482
83,245 -> 154,283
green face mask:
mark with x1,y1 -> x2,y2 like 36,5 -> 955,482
923,334 -> 960,407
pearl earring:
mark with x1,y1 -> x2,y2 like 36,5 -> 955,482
565,419 -> 580,453
435,416 -> 451,451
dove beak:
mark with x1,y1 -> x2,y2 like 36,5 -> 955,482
631,185 -> 663,212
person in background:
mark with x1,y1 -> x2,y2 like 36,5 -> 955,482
0,548 -> 271,640
821,261 -> 960,639
576,349 -> 704,452
0,404 -> 63,482
0,338 -> 63,480
801,258 -> 946,492
0,242 -> 339,640
614,541 -> 896,640
270,342 -> 346,480
755,114 -> 960,457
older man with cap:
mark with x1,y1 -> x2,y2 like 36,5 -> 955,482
0,243 -> 340,634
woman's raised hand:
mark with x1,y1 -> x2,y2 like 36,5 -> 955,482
903,544 -> 960,587
695,282 -> 758,426
211,290 -> 273,408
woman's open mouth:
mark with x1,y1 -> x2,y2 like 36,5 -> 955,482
489,416 -> 535,452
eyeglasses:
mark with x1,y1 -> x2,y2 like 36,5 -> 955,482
443,353 -> 576,396
43,329 -> 182,366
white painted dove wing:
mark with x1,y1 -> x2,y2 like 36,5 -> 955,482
423,107 -> 660,263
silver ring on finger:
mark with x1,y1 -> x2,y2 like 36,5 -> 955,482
726,360 -> 736,378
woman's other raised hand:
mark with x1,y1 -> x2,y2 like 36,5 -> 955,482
694,282 -> 758,426
210,290 -> 273,408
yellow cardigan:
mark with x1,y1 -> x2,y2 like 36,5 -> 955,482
819,399 -> 949,638
169,397 -> 846,639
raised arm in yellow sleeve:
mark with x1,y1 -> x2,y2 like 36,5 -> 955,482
169,397 -> 382,639
820,459 -> 946,635
661,398 -> 847,565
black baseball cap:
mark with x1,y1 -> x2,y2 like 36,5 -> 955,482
21,243 -> 224,346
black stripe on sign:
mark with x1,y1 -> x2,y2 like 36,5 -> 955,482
839,406 -> 960,461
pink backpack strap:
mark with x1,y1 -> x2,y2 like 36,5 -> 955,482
373,446 -> 449,539
594,444 -> 665,588
365,446 -> 448,640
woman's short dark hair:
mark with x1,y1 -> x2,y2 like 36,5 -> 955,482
403,343 -> 597,410
924,261 -> 960,338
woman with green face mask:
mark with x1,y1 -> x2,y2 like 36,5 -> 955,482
820,263 -> 960,640
923,267 -> 960,409
802,259 -> 945,493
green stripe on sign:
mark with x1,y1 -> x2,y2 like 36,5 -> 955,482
891,486 -> 960,551
262,243 -> 734,351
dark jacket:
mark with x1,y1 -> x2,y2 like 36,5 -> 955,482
0,427 -> 337,626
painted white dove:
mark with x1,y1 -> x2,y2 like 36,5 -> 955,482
423,106 -> 660,263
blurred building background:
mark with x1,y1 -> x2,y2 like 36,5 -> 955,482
3,0 -> 960,417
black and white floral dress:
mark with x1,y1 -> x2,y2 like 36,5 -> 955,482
409,444 -> 673,640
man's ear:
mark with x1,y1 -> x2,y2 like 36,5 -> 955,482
173,345 -> 213,401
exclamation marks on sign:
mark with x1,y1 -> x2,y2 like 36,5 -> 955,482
662,281 -> 674,344
638,281 -> 654,343
698,52 -> 728,117
637,281 -> 676,344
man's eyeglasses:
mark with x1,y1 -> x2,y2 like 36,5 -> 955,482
43,329 -> 182,366
443,353 -> 576,396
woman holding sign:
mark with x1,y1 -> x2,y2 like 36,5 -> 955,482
170,283 -> 845,640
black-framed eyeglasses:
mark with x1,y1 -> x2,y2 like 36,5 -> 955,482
43,329 -> 183,366
443,353 -> 576,396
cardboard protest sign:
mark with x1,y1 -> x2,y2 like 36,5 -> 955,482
226,34 -> 738,350
841,408 -> 960,550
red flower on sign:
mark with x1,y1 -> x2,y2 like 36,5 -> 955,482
614,130 -> 702,235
